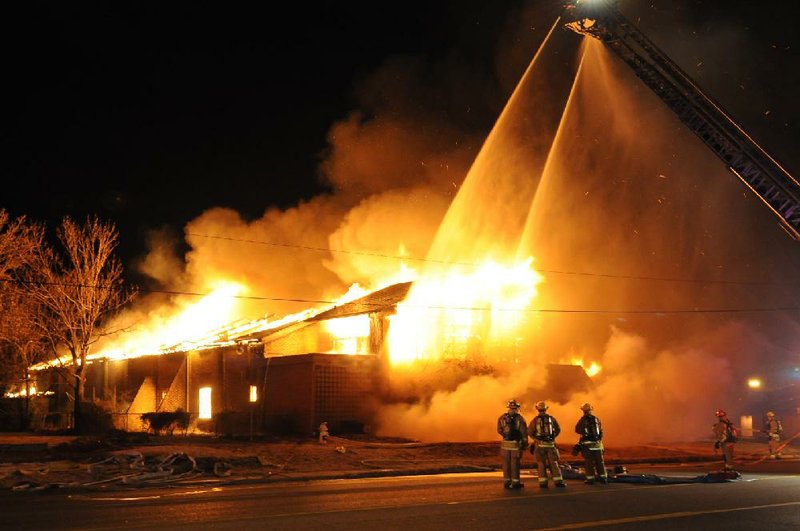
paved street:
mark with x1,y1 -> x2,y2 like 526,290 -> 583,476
2,464 -> 799,530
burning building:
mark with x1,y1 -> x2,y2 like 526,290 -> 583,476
28,278 -> 595,437
16,3 -> 800,445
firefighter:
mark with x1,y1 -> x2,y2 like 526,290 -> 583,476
575,403 -> 607,484
764,411 -> 783,459
497,399 -> 528,489
530,401 -> 566,488
318,421 -> 329,444
712,410 -> 737,470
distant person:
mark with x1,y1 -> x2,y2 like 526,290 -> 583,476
319,421 -> 329,444
530,401 -> 566,488
575,403 -> 607,484
497,399 -> 528,489
712,410 -> 737,471
764,411 -> 784,459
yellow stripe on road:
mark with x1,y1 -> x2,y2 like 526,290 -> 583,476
531,501 -> 800,530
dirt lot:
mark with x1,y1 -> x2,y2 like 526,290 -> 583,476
0,432 -> 796,492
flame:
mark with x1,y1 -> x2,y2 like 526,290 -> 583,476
584,361 -> 602,377
338,283 -> 369,304
3,385 -> 56,398
387,258 -> 543,365
102,280 -> 246,359
562,356 -> 602,377
31,280 -> 248,370
324,314 -> 371,354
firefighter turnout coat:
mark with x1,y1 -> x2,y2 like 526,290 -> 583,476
531,413 -> 564,487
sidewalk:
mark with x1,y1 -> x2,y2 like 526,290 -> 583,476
0,433 -> 796,492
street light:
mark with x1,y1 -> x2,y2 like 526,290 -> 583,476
747,378 -> 762,389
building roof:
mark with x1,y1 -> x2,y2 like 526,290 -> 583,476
309,281 -> 412,321
242,281 -> 413,342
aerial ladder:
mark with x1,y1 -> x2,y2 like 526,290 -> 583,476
561,0 -> 800,240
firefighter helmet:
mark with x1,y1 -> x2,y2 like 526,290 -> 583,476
507,399 -> 521,410
766,411 -> 775,418
580,402 -> 593,412
715,409 -> 727,418
535,401 -> 548,411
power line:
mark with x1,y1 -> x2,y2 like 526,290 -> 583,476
2,278 -> 797,315
187,232 -> 799,287
0,278 -> 326,305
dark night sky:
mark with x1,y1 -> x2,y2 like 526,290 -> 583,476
5,0 -> 800,271
6,1 -> 516,264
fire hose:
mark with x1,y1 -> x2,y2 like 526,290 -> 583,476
738,429 -> 800,467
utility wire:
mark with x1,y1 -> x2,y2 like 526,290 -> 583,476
187,232 -> 799,287
2,278 -> 797,315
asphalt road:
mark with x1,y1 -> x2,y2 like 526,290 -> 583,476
3,465 -> 799,530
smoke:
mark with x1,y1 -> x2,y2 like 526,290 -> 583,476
379,365 -> 548,442
378,325 -> 737,443
325,187 -> 452,287
134,227 -> 186,288
126,4 -> 574,309
373,24 -> 800,443
97,12 -> 510,353
564,327 -> 733,445
101,2 -> 798,446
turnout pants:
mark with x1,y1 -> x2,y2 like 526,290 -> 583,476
721,442 -> 735,469
768,434 -> 782,457
500,440 -> 523,486
580,443 -> 607,483
534,443 -> 563,485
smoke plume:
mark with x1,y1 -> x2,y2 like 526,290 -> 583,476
103,2 -> 798,446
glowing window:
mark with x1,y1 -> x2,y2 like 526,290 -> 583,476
740,415 -> 753,438
249,385 -> 258,403
199,387 -> 212,419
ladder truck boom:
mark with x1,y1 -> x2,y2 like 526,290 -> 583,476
562,0 -> 800,240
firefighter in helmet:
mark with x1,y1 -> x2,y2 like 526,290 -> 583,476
318,421 -> 330,444
712,409 -> 737,471
530,401 -> 566,488
575,403 -> 607,484
764,411 -> 783,459
497,399 -> 528,489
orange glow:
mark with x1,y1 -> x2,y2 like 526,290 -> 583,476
325,315 -> 371,354
249,385 -> 258,402
32,280 -> 248,370
563,357 -> 602,377
387,258 -> 543,365
2,386 -> 50,398
584,362 -> 602,377
747,378 -> 762,389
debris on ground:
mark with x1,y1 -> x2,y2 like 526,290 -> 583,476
0,434 -> 795,492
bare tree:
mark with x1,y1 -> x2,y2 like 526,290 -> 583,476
0,209 -> 41,280
0,210 -> 46,429
0,291 -> 49,429
28,216 -> 133,433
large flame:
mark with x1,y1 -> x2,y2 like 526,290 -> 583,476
99,280 -> 246,360
387,258 -> 543,365
31,280 -> 249,370
560,356 -> 603,377
324,314 -> 371,354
